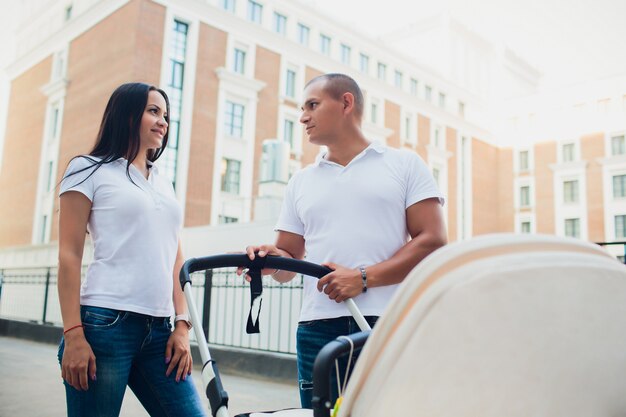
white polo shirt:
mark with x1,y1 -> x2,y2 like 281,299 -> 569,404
276,142 -> 444,321
60,156 -> 182,317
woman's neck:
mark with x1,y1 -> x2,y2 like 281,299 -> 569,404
131,152 -> 149,179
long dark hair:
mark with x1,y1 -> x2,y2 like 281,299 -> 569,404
63,82 -> 170,185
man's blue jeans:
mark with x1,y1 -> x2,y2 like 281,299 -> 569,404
296,315 -> 378,409
57,306 -> 206,417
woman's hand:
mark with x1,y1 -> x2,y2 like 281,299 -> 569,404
61,329 -> 97,391
165,324 -> 193,382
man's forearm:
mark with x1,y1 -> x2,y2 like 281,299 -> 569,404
365,232 -> 447,288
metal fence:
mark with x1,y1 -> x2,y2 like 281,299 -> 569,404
0,266 -> 303,355
596,241 -> 626,263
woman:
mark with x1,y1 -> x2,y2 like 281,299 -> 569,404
57,82 -> 206,416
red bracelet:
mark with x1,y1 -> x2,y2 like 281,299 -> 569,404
63,324 -> 83,335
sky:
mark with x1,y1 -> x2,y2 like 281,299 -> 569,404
310,0 -> 626,90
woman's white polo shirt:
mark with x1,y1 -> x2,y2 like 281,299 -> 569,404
60,156 -> 182,317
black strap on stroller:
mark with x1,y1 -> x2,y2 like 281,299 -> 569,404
179,254 -> 372,417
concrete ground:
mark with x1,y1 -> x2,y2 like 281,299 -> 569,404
0,336 -> 300,417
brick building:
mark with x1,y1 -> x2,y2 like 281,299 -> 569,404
0,0 -> 625,257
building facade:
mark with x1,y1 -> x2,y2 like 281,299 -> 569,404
0,0 -> 624,258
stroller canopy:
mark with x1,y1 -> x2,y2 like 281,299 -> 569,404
339,234 -> 626,417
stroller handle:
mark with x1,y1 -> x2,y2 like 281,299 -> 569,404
180,253 -> 332,287
179,254 -> 372,333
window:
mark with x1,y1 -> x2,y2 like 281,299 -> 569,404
340,44 -> 351,65
359,53 -> 369,74
612,135 -> 625,156
40,215 -> 48,243
615,215 -> 626,239
519,150 -> 529,171
458,101 -> 465,117
597,98 -> 610,115
161,19 -> 189,187
297,23 -> 309,46
564,218 -> 580,238
410,78 -> 418,96
439,92 -> 446,108
521,221 -> 531,234
394,70 -> 403,88
46,161 -> 54,192
424,85 -> 432,102
52,50 -> 67,81
233,48 -> 246,74
433,125 -> 443,148
377,63 -> 386,80
404,116 -> 411,141
222,0 -> 235,12
370,102 -> 378,124
221,158 -> 241,194
562,143 -> 575,162
64,5 -> 73,21
284,69 -> 296,98
613,175 -> 626,198
273,12 -> 286,35
224,101 -> 245,138
50,105 -> 61,139
319,34 -> 331,55
283,119 -> 295,149
218,215 -> 238,224
247,0 -> 262,24
432,167 -> 440,186
520,186 -> 530,207
563,180 -> 579,203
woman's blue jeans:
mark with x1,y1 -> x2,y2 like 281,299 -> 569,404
57,306 -> 206,417
296,315 -> 378,409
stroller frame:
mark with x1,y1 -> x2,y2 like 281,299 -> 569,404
179,254 -> 372,417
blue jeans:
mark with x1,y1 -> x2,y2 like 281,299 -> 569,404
296,315 -> 378,409
57,306 -> 206,417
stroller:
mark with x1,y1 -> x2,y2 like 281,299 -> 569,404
179,254 -> 372,417
183,233 -> 626,417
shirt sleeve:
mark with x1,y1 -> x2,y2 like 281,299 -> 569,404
405,152 -> 445,209
275,176 -> 305,236
59,156 -> 98,201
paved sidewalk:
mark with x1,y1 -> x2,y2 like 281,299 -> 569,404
0,336 -> 300,416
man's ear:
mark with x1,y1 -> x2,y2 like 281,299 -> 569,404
342,92 -> 355,115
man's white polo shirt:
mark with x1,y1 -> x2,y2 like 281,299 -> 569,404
60,156 -> 182,317
276,142 -> 444,322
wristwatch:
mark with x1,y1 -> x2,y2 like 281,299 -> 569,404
359,267 -> 368,293
174,313 -> 192,330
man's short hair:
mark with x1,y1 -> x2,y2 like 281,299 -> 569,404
306,73 -> 364,119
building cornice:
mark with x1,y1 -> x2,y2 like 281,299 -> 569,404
549,161 -> 588,172
597,155 -> 626,168
215,67 -> 267,94
40,78 -> 69,98
7,0 -> 130,80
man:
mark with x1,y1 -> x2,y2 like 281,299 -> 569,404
242,73 -> 447,408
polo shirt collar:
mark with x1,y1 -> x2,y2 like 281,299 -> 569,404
314,141 -> 386,167
114,157 -> 160,174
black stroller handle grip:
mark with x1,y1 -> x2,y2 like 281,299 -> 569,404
179,254 -> 332,288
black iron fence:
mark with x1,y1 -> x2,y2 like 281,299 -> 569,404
596,241 -> 626,263
0,266 -> 303,355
